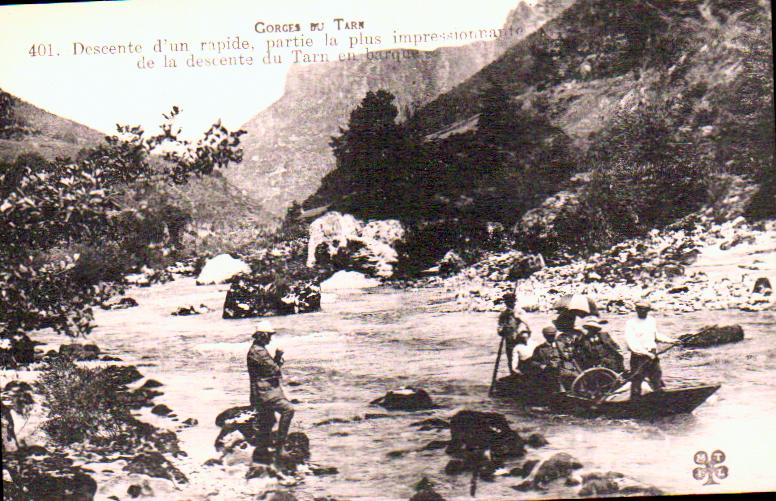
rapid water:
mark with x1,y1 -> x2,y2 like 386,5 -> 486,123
34,277 -> 776,499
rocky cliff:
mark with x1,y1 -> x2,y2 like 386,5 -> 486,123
231,0 -> 574,216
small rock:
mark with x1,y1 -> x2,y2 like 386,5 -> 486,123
419,440 -> 450,451
512,480 -> 534,492
127,484 -> 143,498
371,388 -> 435,411
203,458 -> 222,467
59,343 -> 100,361
444,459 -> 467,475
410,418 -> 450,430
100,297 -> 139,310
526,433 -> 548,448
151,404 -> 173,416
310,466 -> 339,476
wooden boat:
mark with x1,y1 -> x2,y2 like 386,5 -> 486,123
493,374 -> 720,419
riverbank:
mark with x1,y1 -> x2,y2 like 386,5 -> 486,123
431,216 -> 775,315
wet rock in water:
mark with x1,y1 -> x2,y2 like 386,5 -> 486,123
439,251 -> 466,277
753,277 -> 772,295
257,490 -> 298,501
533,452 -> 583,486
447,410 -> 526,462
512,480 -> 534,492
371,387 -> 435,411
59,343 -> 101,361
283,432 -> 311,465
565,474 -> 583,486
102,365 -> 144,386
581,471 -> 624,483
203,457 -> 222,467
126,387 -> 164,410
141,379 -> 164,389
526,433 -> 549,448
123,451 -> 188,484
310,465 -> 339,476
680,324 -> 744,348
100,296 -> 139,310
151,404 -> 173,416
182,418 -> 198,427
125,266 -> 173,287
410,417 -> 450,430
172,304 -> 210,316
420,440 -> 450,451
508,459 -> 539,478
246,464 -> 280,480
411,476 -> 446,501
579,477 -> 620,496
223,274 -> 321,319
196,254 -> 251,285
444,458 -> 467,475
127,484 -> 143,498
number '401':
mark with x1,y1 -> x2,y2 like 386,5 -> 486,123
29,44 -> 55,57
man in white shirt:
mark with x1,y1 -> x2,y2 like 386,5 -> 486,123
624,301 -> 675,399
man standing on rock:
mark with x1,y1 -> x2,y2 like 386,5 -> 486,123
625,301 -> 675,399
497,293 -> 531,374
248,320 -> 295,461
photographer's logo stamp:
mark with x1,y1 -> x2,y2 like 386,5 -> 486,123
693,450 -> 728,485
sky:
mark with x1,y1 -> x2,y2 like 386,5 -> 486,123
0,0 -> 524,137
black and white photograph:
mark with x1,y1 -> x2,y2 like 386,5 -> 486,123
1,0 -> 774,499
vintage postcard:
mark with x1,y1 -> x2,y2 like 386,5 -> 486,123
1,0 -> 774,499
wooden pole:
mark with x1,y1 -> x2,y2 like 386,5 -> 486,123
488,337 -> 506,396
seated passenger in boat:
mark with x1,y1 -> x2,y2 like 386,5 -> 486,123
575,318 -> 625,373
521,326 -> 578,393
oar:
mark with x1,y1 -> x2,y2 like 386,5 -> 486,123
488,337 -> 506,396
594,340 -> 682,403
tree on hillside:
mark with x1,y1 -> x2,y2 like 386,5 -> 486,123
328,90 -> 406,203
0,109 -> 245,364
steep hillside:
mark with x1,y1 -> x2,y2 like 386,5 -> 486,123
0,89 -> 105,161
231,0 -> 574,215
412,0 -> 774,152
300,0 -> 773,272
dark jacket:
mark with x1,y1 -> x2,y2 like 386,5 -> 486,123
574,330 -> 625,372
248,342 -> 282,405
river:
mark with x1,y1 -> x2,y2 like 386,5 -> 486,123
34,277 -> 776,500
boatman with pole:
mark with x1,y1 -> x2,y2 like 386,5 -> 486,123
248,320 -> 295,461
624,301 -> 675,399
497,292 -> 531,374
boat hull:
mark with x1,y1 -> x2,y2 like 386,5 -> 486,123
494,375 -> 720,419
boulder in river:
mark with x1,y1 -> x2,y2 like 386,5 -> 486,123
447,410 -> 526,462
59,343 -> 100,361
753,277 -> 772,295
533,452 -> 583,486
680,324 -> 744,348
122,451 -> 188,484
371,388 -> 435,411
196,254 -> 251,285
223,274 -> 320,319
439,251 -> 466,276
100,296 -> 139,310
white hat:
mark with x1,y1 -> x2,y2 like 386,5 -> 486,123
253,320 -> 276,333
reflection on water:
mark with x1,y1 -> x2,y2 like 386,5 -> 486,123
36,278 -> 776,499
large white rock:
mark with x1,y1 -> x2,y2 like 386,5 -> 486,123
321,270 -> 380,291
306,212 -> 405,278
306,212 -> 364,267
196,254 -> 250,285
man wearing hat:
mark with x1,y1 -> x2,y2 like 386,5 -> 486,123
247,320 -> 295,461
523,326 -> 578,392
577,317 -> 625,372
624,301 -> 675,399
497,292 -> 531,374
